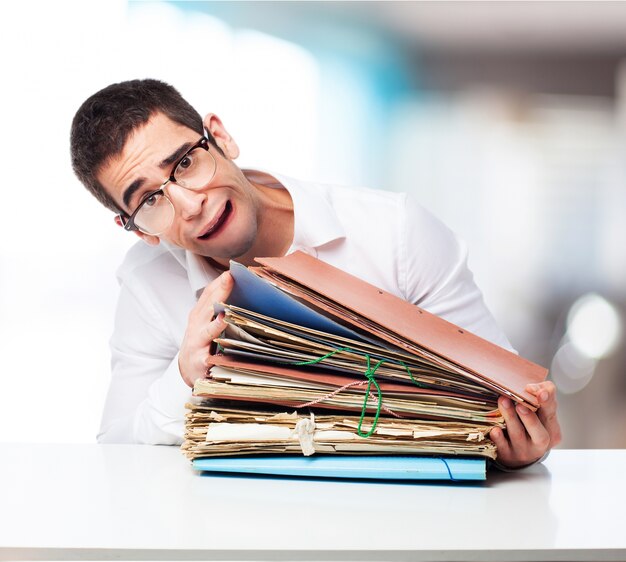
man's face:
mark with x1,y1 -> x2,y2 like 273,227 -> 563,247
97,112 -> 260,260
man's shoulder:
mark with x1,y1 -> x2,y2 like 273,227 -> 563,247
292,176 -> 408,219
281,174 -> 446,246
304,177 -> 406,204
321,182 -> 438,233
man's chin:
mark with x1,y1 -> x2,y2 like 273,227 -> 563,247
195,237 -> 257,264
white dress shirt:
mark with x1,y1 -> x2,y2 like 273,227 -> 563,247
98,171 -> 514,444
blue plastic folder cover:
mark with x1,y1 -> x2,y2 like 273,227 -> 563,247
192,455 -> 486,481
216,261 -> 365,341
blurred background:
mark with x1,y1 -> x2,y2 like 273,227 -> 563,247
1,0 -> 624,447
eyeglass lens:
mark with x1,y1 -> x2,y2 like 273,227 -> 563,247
133,144 -> 217,235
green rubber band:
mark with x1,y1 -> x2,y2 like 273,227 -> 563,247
218,338 -> 422,438
292,346 -> 420,437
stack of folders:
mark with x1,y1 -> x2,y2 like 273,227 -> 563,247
182,251 -> 548,480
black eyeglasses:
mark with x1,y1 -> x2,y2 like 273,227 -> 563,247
118,136 -> 217,235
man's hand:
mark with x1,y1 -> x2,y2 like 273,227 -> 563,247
178,271 -> 234,387
490,381 -> 562,468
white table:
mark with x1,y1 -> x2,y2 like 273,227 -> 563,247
1,444 -> 624,561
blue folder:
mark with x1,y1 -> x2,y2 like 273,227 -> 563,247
192,455 -> 486,481
215,261 -> 371,341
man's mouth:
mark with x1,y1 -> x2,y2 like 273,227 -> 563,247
198,200 -> 233,240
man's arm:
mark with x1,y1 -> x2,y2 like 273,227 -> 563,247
98,278 -> 189,444
399,194 -> 513,348
98,269 -> 232,445
399,195 -> 561,467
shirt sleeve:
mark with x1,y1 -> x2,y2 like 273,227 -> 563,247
398,196 -> 553,470
97,277 -> 192,445
398,193 -> 515,352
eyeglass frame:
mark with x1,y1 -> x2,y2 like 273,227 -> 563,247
117,135 -> 213,234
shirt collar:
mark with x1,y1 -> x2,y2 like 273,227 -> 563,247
164,168 -> 346,298
187,251 -> 220,297
160,241 -> 219,297
258,169 -> 345,251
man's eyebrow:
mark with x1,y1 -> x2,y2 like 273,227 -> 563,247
120,141 -> 193,211
122,178 -> 145,210
159,141 -> 194,169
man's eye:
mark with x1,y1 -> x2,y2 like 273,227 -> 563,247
142,193 -> 160,208
177,154 -> 195,171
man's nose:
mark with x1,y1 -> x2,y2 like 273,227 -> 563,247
167,184 -> 205,220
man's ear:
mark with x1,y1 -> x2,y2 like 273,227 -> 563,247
114,215 -> 160,246
203,113 -> 240,160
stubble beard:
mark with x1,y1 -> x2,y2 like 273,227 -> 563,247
200,215 -> 258,262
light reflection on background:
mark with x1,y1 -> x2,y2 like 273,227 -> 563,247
567,294 -> 622,360
0,1 -> 624,447
551,294 -> 622,396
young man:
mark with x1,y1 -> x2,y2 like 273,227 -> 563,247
71,79 -> 560,467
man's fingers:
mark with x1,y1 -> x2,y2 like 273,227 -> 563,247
526,381 -> 556,405
180,314 -> 228,386
537,408 -> 562,447
538,410 -> 562,447
490,426 -> 512,462
179,274 -> 234,388
515,404 -> 550,451
197,272 -> 234,311
499,397 -> 526,443
189,272 -> 234,325
205,312 -> 227,343
527,381 -> 562,446
493,384 -> 560,468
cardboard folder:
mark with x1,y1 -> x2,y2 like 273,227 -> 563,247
198,356 -> 502,423
185,252 -> 547,474
234,251 -> 548,408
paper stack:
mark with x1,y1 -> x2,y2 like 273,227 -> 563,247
182,251 -> 547,472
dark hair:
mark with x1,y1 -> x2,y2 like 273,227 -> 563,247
70,78 -> 208,212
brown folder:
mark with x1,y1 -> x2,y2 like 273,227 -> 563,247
200,354 -> 502,423
210,353 -> 487,400
252,252 -> 548,408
